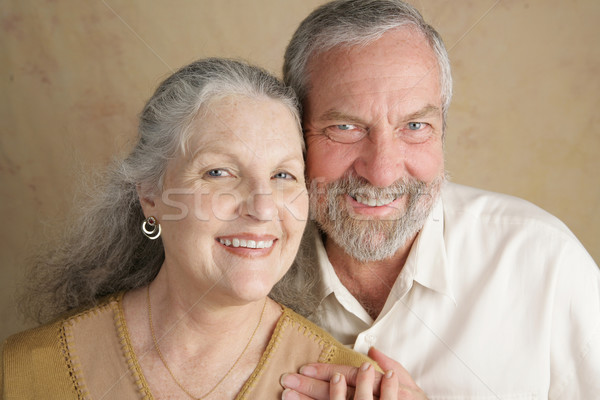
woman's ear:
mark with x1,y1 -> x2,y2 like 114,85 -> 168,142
137,184 -> 158,218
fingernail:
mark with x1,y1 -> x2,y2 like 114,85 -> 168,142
332,373 -> 341,384
280,373 -> 300,389
299,365 -> 317,377
282,388 -> 301,400
385,370 -> 394,379
360,362 -> 371,371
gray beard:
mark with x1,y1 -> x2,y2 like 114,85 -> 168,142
309,173 -> 445,263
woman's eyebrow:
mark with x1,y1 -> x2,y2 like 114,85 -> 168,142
188,138 -> 230,161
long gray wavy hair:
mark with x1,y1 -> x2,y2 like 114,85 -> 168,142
23,58 -> 300,323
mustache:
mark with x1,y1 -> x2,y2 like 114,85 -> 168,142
312,173 -> 432,198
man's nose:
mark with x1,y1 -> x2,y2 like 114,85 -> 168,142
353,126 -> 405,187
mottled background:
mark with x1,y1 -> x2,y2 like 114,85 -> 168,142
1,0 -> 598,341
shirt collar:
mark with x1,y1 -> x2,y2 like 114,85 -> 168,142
407,196 -> 456,304
314,228 -> 375,323
314,228 -> 341,299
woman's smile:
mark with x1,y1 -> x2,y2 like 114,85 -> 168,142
216,233 -> 278,258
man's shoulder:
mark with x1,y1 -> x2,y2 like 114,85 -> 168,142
442,182 -> 572,235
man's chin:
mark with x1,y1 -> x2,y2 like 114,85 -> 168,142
316,217 -> 409,263
310,173 -> 446,262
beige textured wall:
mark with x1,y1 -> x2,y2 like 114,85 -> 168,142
1,0 -> 598,342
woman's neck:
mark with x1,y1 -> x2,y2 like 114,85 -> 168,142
122,268 -> 282,399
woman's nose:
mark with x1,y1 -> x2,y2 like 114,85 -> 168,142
240,181 -> 278,221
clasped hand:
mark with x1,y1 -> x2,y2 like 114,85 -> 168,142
281,348 -> 428,400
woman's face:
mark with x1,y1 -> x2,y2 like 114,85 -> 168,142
143,95 -> 308,304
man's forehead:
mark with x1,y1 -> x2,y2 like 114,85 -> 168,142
305,71 -> 442,112
306,28 -> 439,84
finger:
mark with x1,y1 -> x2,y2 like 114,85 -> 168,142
329,373 -> 347,400
281,388 -> 318,400
281,373 -> 330,400
354,362 -> 375,400
302,363 -> 382,391
368,347 -> 418,390
379,370 -> 399,400
299,363 -> 360,383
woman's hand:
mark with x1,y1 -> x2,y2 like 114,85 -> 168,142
280,348 -> 428,400
329,362 -> 399,400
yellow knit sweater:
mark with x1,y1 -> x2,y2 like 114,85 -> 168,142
1,293 -> 376,399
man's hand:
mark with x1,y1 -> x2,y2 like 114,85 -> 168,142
280,347 -> 427,399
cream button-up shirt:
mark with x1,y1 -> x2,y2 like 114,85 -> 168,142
309,183 -> 600,399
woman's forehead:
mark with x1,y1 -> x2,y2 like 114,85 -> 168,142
187,96 -> 302,152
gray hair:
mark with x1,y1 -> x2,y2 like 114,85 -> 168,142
22,58 -> 300,323
272,0 -> 453,317
283,0 -> 453,121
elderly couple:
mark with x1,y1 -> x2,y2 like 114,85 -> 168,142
2,1 -> 599,399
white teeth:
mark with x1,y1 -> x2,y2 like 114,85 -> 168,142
376,197 -> 392,206
219,238 -> 274,249
354,194 -> 395,207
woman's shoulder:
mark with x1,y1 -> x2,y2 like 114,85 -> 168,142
239,303 -> 379,398
4,293 -> 120,350
1,293 -> 123,399
277,305 -> 376,368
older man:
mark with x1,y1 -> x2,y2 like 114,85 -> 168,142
271,0 -> 600,399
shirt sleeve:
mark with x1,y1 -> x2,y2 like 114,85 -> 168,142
549,240 -> 600,399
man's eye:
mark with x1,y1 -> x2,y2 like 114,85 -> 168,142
272,171 -> 295,180
206,169 -> 231,177
408,122 -> 425,130
323,124 -> 366,144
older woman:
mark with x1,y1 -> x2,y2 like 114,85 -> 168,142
1,59 -> 400,399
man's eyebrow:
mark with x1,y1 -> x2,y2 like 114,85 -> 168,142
405,104 -> 441,121
317,109 -> 368,125
317,105 -> 441,124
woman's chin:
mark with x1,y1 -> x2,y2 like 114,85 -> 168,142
222,282 -> 274,305
222,271 -> 284,303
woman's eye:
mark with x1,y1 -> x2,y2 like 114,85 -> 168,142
408,122 -> 425,130
206,169 -> 231,178
272,171 -> 295,180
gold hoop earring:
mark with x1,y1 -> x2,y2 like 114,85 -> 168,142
142,216 -> 161,240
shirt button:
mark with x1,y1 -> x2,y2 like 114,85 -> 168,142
365,334 -> 376,344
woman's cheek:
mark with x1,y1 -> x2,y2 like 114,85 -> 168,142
282,185 -> 309,224
208,189 -> 243,221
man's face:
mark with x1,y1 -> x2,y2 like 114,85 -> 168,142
303,27 -> 446,262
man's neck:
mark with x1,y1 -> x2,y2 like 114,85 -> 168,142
325,237 -> 414,320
